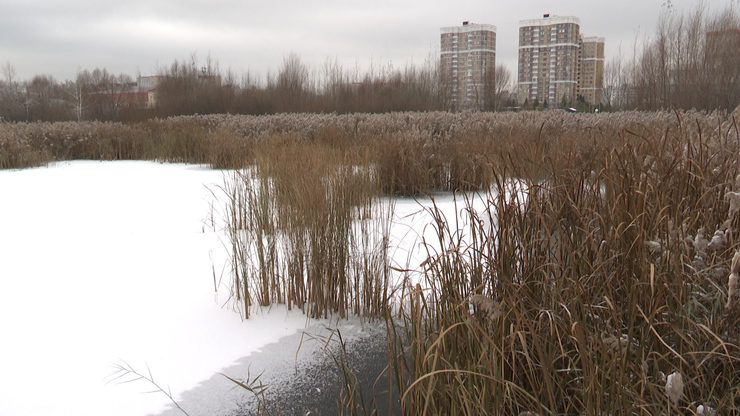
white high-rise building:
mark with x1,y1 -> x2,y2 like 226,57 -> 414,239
518,15 -> 581,107
579,37 -> 605,106
441,22 -> 497,110
518,15 -> 606,108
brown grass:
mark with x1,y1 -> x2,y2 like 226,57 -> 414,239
0,111 -> 683,195
2,110 -> 738,413
222,135 -> 392,320
381,111 -> 740,415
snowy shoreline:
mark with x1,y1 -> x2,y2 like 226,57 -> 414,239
0,161 -> 431,415
0,162 -> 326,415
153,318 -> 393,416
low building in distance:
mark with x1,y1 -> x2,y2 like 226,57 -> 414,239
84,75 -> 161,111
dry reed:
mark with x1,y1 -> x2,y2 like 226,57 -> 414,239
3,110 -> 739,413
380,110 -> 740,415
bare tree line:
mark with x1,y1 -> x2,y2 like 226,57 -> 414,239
604,5 -> 739,111
0,53 -> 454,121
0,5 -> 737,122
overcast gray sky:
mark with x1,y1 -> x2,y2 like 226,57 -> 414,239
1,0 -> 736,83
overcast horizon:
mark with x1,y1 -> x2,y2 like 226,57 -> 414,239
1,0 -> 737,84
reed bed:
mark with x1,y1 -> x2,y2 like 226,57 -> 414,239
381,112 -> 740,415
214,110 -> 738,413
222,135 -> 392,319
2,110 -> 738,413
0,110 -> 695,193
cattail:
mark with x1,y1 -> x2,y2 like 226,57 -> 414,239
601,333 -> 634,353
696,404 -> 716,416
693,227 -> 709,257
728,250 -> 740,310
644,240 -> 664,256
707,229 -> 727,252
470,294 -> 503,321
725,191 -> 740,219
665,371 -> 684,406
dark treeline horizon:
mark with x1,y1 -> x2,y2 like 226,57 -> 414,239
0,5 -> 737,122
0,53 -> 458,122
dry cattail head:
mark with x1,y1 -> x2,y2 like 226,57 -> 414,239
730,249 -> 740,276
728,270 -> 738,311
723,250 -> 740,310
665,371 -> 684,406
725,191 -> 740,219
707,229 -> 727,252
601,333 -> 634,353
470,294 -> 503,321
644,240 -> 664,256
693,227 -> 709,256
729,250 -> 740,310
696,404 -> 716,416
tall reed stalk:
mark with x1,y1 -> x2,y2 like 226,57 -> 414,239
223,136 -> 392,319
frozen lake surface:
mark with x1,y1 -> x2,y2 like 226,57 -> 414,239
0,161 -> 321,415
0,161 -> 473,415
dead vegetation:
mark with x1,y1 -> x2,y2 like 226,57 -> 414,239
2,110 -> 738,413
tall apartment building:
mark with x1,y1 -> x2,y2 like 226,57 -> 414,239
518,15 -> 605,107
579,37 -> 605,106
441,22 -> 497,111
518,15 -> 581,106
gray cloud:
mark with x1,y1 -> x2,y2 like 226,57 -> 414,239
0,0 -> 734,82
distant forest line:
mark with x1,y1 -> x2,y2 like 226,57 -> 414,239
0,5 -> 737,122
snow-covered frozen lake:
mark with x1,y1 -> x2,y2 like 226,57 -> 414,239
0,161 -> 487,415
0,161 -> 325,415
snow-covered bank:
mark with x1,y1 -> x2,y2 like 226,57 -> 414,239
0,162 -> 314,416
154,318 -> 391,416
0,161 -> 508,415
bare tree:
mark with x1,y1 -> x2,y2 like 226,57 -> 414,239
0,62 -> 25,121
75,68 -> 136,120
493,64 -> 512,111
25,75 -> 72,121
2,61 -> 16,85
619,5 -> 738,111
275,52 -> 309,112
602,54 -> 622,108
704,7 -> 740,110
